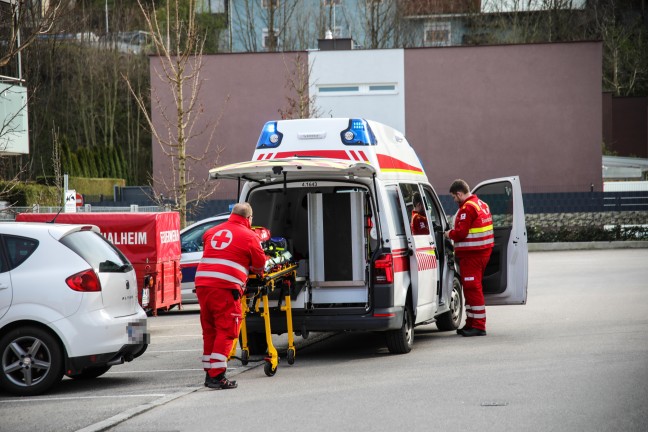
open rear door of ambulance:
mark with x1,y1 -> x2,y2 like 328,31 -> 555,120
209,158 -> 376,182
472,176 -> 528,305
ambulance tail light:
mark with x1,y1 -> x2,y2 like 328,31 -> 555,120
256,121 -> 283,149
340,118 -> 377,146
373,253 -> 394,284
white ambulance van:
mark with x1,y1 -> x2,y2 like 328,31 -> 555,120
209,118 -> 527,354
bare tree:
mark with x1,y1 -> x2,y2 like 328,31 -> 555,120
232,0 -> 299,52
278,52 -> 325,120
126,0 -> 225,228
0,0 -> 68,70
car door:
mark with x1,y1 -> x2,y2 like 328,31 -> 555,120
397,183 -> 438,322
472,176 -> 528,305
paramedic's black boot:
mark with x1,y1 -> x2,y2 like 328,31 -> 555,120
204,372 -> 210,387
460,328 -> 487,337
456,327 -> 469,336
206,374 -> 238,390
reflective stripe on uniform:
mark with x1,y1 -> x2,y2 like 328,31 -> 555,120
209,352 -> 228,370
195,270 -> 246,286
455,238 -> 494,248
200,257 -> 248,274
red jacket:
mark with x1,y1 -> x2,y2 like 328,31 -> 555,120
411,210 -> 430,235
448,194 -> 494,256
195,213 -> 267,294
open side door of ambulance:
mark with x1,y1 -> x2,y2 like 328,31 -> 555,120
472,176 -> 528,305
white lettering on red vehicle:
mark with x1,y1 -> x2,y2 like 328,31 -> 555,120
104,232 -> 147,245
160,230 -> 180,244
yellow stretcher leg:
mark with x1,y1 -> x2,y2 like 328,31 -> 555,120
229,296 -> 250,364
261,291 -> 279,376
281,293 -> 296,364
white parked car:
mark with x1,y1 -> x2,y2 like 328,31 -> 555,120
0,222 -> 149,396
180,214 -> 228,304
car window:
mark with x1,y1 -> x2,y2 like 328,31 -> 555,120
472,181 -> 513,229
422,186 -> 442,227
2,235 -> 39,270
181,219 -> 226,253
60,231 -> 132,273
386,187 -> 406,237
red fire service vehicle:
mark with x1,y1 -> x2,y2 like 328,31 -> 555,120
16,212 -> 182,316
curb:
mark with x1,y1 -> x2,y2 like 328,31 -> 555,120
529,241 -> 648,251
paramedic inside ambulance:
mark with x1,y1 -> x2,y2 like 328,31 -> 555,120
444,179 -> 494,337
195,202 -> 266,389
411,192 -> 430,235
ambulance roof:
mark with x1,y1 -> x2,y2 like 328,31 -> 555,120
209,118 -> 428,183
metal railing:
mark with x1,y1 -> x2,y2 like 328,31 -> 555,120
0,204 -> 168,220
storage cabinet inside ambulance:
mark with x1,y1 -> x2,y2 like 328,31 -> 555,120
247,183 -> 375,310
472,176 -> 528,305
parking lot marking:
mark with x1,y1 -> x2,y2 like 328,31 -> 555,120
106,367 -> 239,374
0,394 -> 166,403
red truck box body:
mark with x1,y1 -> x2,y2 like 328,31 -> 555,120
16,212 -> 182,315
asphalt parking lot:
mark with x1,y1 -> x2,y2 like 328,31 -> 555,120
1,248 -> 647,432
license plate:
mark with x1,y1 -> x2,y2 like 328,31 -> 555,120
141,287 -> 150,307
127,319 -> 149,344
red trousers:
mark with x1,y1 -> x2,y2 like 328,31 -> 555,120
457,250 -> 492,331
196,287 -> 242,378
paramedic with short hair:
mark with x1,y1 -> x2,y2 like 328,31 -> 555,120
195,202 -> 266,389
444,179 -> 494,337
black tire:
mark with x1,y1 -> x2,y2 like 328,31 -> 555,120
436,276 -> 464,331
385,302 -> 414,354
66,365 -> 111,380
241,332 -> 267,356
241,350 -> 250,366
287,348 -> 295,365
264,361 -> 277,377
0,326 -> 65,396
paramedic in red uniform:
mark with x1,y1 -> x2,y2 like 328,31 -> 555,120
411,192 -> 430,235
444,179 -> 494,337
195,203 -> 266,389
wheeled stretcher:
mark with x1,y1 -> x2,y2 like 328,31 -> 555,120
230,262 -> 298,376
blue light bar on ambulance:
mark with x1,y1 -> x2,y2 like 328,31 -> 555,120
340,118 -> 377,146
256,121 -> 283,149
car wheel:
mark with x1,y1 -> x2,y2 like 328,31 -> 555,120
0,326 -> 64,396
385,301 -> 413,354
66,365 -> 112,380
436,276 -> 464,331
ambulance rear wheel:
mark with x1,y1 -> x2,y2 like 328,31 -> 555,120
436,276 -> 464,331
264,361 -> 276,377
385,301 -> 413,354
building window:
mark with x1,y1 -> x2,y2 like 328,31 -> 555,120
424,22 -> 451,47
262,28 -> 280,49
262,0 -> 280,8
318,83 -> 397,95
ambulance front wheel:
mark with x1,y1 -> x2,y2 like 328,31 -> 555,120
264,361 -> 277,377
287,348 -> 295,365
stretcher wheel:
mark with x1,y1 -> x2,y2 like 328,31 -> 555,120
241,350 -> 249,366
287,348 -> 295,365
264,361 -> 277,377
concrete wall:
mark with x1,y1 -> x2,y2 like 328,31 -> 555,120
151,42 -> 603,200
309,49 -> 405,132
150,52 -> 306,201
404,41 -> 602,194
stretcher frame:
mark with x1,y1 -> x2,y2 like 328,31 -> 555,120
229,263 -> 298,376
